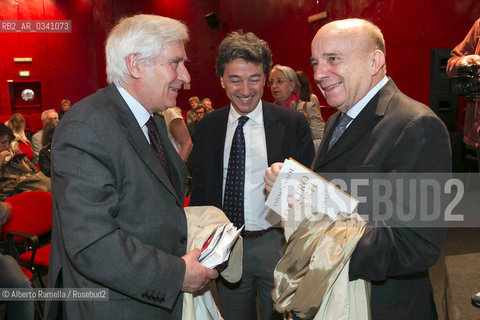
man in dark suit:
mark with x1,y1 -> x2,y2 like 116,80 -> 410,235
44,14 -> 217,320
190,31 -> 314,319
265,19 -> 451,319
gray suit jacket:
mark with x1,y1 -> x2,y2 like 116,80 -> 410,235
45,84 -> 188,320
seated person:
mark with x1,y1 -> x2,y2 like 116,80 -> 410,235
0,202 -> 34,320
5,113 -> 29,145
39,120 -> 57,177
201,97 -> 214,113
31,109 -> 59,165
0,124 -> 50,201
58,99 -> 71,120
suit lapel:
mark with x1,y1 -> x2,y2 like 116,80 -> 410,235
312,79 -> 396,171
104,85 -> 182,203
263,102 -> 285,165
153,113 -> 186,202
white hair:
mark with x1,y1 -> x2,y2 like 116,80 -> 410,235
270,64 -> 301,93
106,14 -> 189,86
41,109 -> 58,125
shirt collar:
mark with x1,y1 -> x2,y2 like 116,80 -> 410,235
227,100 -> 264,125
116,85 -> 151,127
346,76 -> 389,119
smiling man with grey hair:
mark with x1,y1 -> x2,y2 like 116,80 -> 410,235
45,14 -> 217,320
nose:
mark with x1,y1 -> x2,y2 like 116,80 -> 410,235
239,81 -> 250,96
313,63 -> 328,86
178,63 -> 191,84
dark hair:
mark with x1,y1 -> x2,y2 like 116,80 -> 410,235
0,123 -> 15,142
215,31 -> 272,77
296,71 -> 313,102
195,105 -> 206,113
42,120 -> 57,146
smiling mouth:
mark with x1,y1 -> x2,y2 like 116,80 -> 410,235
238,96 -> 254,102
324,82 -> 341,91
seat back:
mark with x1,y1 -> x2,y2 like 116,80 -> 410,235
17,141 -> 34,161
2,191 -> 52,239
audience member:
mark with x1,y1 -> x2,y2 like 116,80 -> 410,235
190,31 -> 314,320
31,109 -> 59,165
0,202 -> 34,320
5,113 -> 29,145
264,18 -> 451,320
194,105 -> 206,122
161,106 -> 193,162
0,124 -> 50,201
44,14 -> 217,320
446,18 -> 480,170
38,120 -> 57,177
185,96 -> 200,134
296,70 -> 325,145
58,99 -> 71,119
187,105 -> 206,140
201,97 -> 214,113
268,65 -> 325,150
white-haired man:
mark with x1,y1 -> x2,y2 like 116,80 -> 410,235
30,109 -> 58,165
45,14 -> 217,320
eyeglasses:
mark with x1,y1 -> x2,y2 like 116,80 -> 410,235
267,79 -> 287,87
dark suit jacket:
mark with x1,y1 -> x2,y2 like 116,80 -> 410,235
312,79 -> 451,319
190,101 -> 314,209
45,84 -> 188,320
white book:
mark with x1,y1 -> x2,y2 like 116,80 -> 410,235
265,158 -> 359,220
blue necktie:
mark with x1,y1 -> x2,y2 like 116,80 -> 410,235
327,113 -> 352,151
146,116 -> 171,180
223,116 -> 249,229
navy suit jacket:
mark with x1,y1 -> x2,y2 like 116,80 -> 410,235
190,101 -> 314,209
312,79 -> 451,319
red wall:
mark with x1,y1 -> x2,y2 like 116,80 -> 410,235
0,0 -> 479,117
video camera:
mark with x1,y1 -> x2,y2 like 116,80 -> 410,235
449,64 -> 480,99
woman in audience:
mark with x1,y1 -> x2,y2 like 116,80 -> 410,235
39,120 -> 57,177
161,107 -> 193,162
5,113 -> 29,145
269,65 -> 325,150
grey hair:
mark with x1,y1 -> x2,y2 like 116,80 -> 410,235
41,109 -> 58,124
106,14 -> 188,86
270,64 -> 301,93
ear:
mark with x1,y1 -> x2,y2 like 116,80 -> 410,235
370,50 -> 385,76
288,81 -> 295,92
125,54 -> 142,79
220,77 -> 226,89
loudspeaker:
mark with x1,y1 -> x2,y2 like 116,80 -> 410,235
430,48 -> 458,131
205,12 -> 220,29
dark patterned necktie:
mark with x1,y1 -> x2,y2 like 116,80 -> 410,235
146,116 -> 171,180
327,113 -> 352,151
223,116 -> 249,229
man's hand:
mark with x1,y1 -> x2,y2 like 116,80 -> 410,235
181,248 -> 218,293
0,150 -> 13,167
10,159 -> 32,172
459,55 -> 480,70
263,162 -> 283,193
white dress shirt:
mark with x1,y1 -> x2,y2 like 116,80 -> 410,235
345,76 -> 389,126
222,101 -> 281,231
116,85 -> 152,143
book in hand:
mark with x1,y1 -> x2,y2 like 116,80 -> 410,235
198,223 -> 243,269
265,158 -> 359,220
